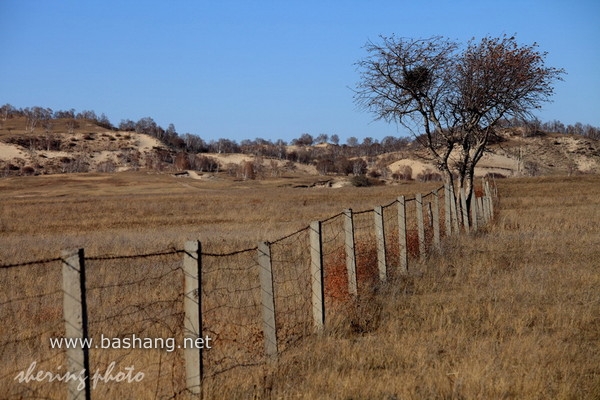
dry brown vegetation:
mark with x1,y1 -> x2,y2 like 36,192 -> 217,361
1,172 -> 599,399
0,172 -> 441,263
199,175 -> 600,400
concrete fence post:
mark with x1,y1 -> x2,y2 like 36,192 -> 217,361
183,241 -> 203,394
397,196 -> 408,274
470,189 -> 478,232
416,193 -> 426,261
432,189 -> 441,249
310,221 -> 325,332
484,180 -> 494,218
62,248 -> 91,400
258,242 -> 278,359
477,196 -> 485,225
374,206 -> 387,282
343,209 -> 358,296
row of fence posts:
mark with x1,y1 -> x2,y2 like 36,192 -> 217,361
59,179 -> 495,399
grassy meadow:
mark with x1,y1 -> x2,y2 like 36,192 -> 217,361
1,172 -> 599,399
0,171 -> 442,262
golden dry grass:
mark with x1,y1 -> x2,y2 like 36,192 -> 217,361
0,171 -> 441,262
200,175 -> 600,399
0,171 -> 441,399
1,172 -> 599,399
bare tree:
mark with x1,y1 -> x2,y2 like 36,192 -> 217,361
293,133 -> 314,146
66,118 -> 79,134
315,133 -> 329,144
23,107 -> 52,133
1,103 -> 16,121
354,34 -> 564,205
346,136 -> 358,147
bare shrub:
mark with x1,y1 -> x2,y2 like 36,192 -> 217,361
393,165 -> 413,181
174,152 -> 191,170
225,162 -> 240,177
241,161 -> 256,180
96,160 -> 116,173
350,175 -> 371,187
21,166 -> 36,175
195,155 -> 220,172
416,168 -> 443,182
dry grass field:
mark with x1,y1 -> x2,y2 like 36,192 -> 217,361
0,171 -> 442,262
201,175 -> 600,400
1,172 -> 599,399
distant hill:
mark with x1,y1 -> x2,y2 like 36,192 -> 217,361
0,116 -> 166,175
1,115 -> 599,181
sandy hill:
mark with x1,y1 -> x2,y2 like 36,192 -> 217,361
0,116 -> 598,180
382,130 -> 600,180
0,117 -> 166,175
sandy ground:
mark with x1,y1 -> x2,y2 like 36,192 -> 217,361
389,151 -> 520,179
135,133 -> 164,152
0,142 -> 26,159
388,159 -> 437,179
0,132 -> 165,171
472,153 -> 519,176
202,153 -> 318,174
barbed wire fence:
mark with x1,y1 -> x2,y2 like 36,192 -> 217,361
0,179 -> 496,399
0,258 -> 67,400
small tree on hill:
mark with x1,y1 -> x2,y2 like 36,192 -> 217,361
354,34 -> 564,206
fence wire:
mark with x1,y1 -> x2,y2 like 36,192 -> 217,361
0,258 -> 66,400
0,181 -> 490,399
201,248 -> 263,377
382,200 -> 401,279
269,227 -> 312,352
85,250 -> 184,399
352,209 -> 378,294
321,213 -> 348,309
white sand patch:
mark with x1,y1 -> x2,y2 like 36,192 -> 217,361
200,153 -> 319,174
93,151 -> 116,163
186,170 -> 203,180
476,152 -> 519,171
474,167 -> 514,177
38,150 -> 72,159
293,162 -> 318,174
473,152 -> 519,177
204,153 -> 256,165
563,136 -> 584,152
387,153 -> 520,179
135,133 -> 164,151
331,179 -> 351,188
574,156 -> 598,172
0,142 -> 26,160
388,159 -> 436,179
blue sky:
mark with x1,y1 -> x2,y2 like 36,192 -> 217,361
1,1 -> 598,143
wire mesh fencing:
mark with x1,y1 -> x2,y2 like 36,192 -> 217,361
0,180 -> 497,398
85,249 -> 185,399
201,247 -> 263,378
0,258 -> 66,400
269,227 -> 312,353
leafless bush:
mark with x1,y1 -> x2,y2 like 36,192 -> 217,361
416,168 -> 442,182
393,165 -> 413,181
194,155 -> 221,172
96,160 -> 117,173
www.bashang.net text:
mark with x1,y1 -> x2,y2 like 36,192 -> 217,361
49,333 -> 212,353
